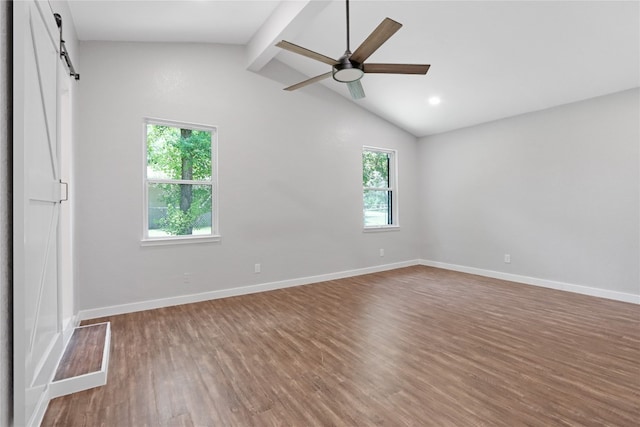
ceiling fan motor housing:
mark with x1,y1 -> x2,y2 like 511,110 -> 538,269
333,53 -> 364,83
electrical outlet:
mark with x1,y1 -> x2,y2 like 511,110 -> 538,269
504,254 -> 511,264
254,263 -> 261,273
183,273 -> 191,284
379,248 -> 385,257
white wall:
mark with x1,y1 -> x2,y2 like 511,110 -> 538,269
76,42 -> 420,312
418,89 -> 640,297
1,2 -> 12,425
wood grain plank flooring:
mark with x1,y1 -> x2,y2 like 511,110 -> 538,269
42,266 -> 640,426
53,323 -> 108,381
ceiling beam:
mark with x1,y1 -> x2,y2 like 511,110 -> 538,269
246,0 -> 331,72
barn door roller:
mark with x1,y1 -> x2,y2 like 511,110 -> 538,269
53,13 -> 80,80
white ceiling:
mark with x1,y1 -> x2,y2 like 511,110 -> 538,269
67,0 -> 640,137
68,0 -> 281,44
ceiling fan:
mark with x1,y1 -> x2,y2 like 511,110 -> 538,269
276,0 -> 430,99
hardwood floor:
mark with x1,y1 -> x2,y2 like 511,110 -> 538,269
42,266 -> 640,426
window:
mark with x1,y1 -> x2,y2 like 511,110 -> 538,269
143,119 -> 219,243
363,147 -> 398,229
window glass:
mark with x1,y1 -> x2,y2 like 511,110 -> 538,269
363,150 -> 389,188
147,183 -> 212,237
363,190 -> 392,226
147,125 -> 212,181
363,147 -> 397,228
144,120 -> 217,240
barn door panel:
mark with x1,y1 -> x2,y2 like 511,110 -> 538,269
14,0 -> 62,424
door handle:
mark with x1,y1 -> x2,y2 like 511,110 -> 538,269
60,180 -> 69,202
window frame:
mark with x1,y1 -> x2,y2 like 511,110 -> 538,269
362,146 -> 399,231
141,117 -> 220,246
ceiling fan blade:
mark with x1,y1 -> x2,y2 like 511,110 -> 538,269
276,40 -> 338,66
347,80 -> 365,100
350,18 -> 402,64
363,63 -> 430,74
284,72 -> 333,91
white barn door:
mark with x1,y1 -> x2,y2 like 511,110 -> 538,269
13,1 -> 64,425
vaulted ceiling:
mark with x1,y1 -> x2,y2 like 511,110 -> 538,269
67,0 -> 640,136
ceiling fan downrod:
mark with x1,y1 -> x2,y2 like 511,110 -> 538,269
345,0 -> 351,53
333,0 -> 363,83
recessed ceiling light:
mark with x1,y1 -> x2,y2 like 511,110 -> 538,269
428,96 -> 441,106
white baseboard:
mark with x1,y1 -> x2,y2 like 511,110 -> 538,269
27,385 -> 50,427
78,258 -> 638,321
61,314 -> 80,347
419,259 -> 639,304
78,260 -> 421,320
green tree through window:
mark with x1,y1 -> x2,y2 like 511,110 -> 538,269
145,121 -> 216,238
363,147 -> 396,227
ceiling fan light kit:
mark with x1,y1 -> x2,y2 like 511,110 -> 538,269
333,54 -> 363,83
276,0 -> 430,100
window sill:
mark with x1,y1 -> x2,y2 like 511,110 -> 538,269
363,225 -> 400,233
141,235 -> 221,247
